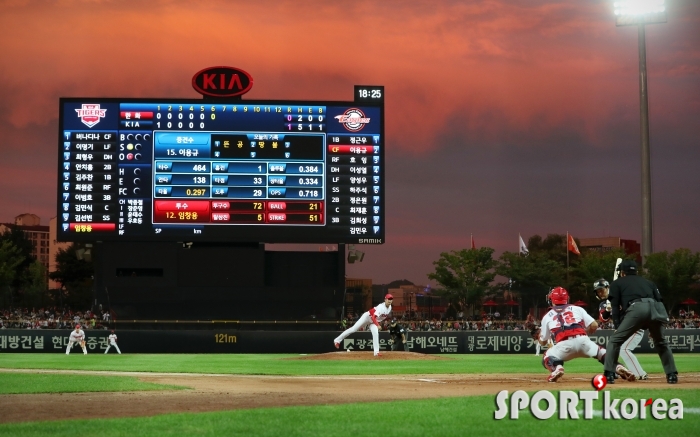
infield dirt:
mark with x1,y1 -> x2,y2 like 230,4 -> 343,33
1,351 -> 699,423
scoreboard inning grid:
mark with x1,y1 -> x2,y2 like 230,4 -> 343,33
57,92 -> 384,244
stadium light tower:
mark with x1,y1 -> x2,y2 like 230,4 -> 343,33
613,0 -> 666,261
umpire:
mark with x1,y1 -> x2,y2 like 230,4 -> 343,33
603,260 -> 678,384
388,318 -> 409,351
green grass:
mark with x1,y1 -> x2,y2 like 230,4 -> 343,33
0,353 -> 698,375
0,373 -> 185,394
0,354 -> 697,436
0,389 -> 697,437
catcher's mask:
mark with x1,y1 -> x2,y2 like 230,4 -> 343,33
548,287 -> 569,306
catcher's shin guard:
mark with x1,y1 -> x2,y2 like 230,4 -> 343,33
542,353 -> 563,372
596,345 -> 606,364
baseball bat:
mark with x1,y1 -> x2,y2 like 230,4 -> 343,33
613,258 -> 623,281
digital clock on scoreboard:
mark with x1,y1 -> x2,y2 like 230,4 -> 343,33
354,85 -> 384,102
57,92 -> 384,244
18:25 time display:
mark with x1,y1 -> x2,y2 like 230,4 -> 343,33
355,85 -> 384,101
357,89 -> 381,99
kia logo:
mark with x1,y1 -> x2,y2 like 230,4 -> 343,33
192,66 -> 254,98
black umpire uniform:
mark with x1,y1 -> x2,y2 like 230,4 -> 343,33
388,319 -> 409,351
603,260 -> 678,383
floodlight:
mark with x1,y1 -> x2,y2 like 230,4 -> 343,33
615,0 -> 667,26
612,0 -> 667,260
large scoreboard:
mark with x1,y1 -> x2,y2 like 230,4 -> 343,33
57,87 -> 384,244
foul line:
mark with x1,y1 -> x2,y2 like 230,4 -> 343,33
0,368 -> 454,382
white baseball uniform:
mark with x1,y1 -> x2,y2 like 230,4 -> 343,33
104,333 -> 121,354
619,329 -> 645,377
540,305 -> 603,363
334,302 -> 392,355
66,329 -> 87,355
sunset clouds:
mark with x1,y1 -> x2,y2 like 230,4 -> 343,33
0,0 -> 698,283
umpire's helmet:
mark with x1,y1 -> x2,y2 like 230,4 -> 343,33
390,318 -> 397,326
619,259 -> 638,274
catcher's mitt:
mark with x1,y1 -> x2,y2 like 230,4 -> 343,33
529,325 -> 541,340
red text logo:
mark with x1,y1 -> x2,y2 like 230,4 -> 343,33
192,66 -> 254,98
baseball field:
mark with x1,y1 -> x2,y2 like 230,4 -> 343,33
0,352 -> 698,436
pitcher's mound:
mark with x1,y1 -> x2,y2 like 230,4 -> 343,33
289,351 -> 451,360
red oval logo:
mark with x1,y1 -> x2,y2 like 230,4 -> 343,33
191,66 -> 254,98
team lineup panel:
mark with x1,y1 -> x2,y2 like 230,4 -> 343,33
57,99 -> 384,243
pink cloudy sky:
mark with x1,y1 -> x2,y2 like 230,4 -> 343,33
0,0 -> 698,285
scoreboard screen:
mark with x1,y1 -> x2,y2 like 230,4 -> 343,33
57,90 -> 384,244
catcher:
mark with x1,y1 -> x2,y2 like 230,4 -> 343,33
535,287 -> 634,383
388,318 -> 409,351
66,324 -> 87,355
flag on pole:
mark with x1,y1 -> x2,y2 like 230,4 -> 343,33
519,234 -> 529,256
567,233 -> 581,255
471,234 -> 476,250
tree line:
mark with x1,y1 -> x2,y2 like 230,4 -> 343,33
428,234 -> 700,317
0,226 -> 93,309
2,228 -> 698,317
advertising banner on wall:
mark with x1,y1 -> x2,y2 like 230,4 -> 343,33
1,330 -> 698,354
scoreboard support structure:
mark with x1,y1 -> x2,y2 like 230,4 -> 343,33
91,240 -> 346,321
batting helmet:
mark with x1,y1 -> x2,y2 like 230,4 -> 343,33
594,279 -> 609,300
548,287 -> 569,306
594,278 -> 609,290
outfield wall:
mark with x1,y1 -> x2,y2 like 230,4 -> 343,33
1,329 -> 698,354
